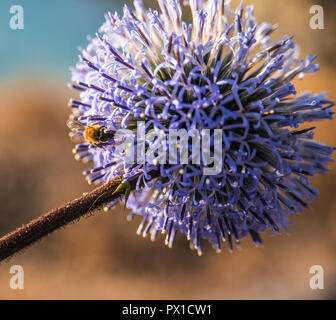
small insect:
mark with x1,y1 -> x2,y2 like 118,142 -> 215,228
111,177 -> 131,208
67,119 -> 115,147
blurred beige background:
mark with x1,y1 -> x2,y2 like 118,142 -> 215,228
0,0 -> 335,299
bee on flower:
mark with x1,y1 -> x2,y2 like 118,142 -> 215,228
68,0 -> 334,255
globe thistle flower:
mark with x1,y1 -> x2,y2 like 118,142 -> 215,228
68,0 -> 334,255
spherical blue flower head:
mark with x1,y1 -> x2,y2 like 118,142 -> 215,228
69,0 -> 334,255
